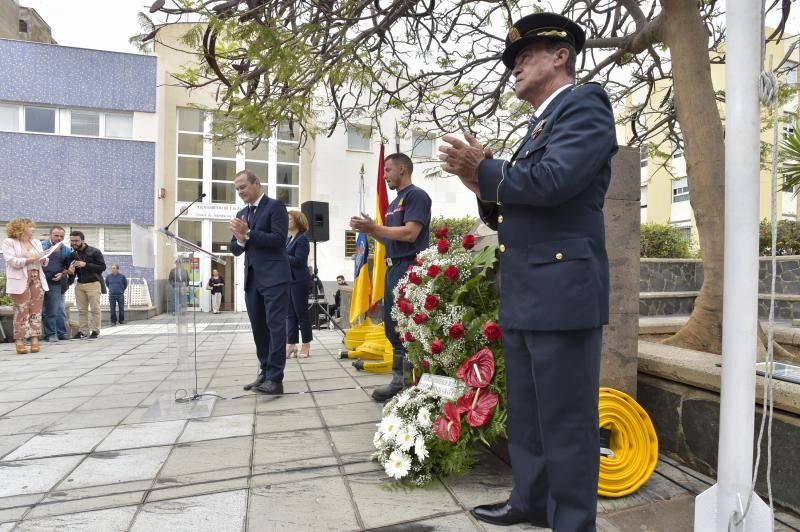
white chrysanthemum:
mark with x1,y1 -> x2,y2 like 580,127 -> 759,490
414,436 -> 429,462
396,391 -> 411,407
385,450 -> 412,479
378,414 -> 402,438
395,425 -> 418,452
416,407 -> 432,428
373,430 -> 384,449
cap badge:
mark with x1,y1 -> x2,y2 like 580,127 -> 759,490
508,27 -> 521,43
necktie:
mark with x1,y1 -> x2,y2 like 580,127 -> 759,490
247,204 -> 256,225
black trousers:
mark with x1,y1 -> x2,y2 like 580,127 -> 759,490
244,282 -> 289,382
383,258 -> 415,359
287,280 -> 312,343
505,327 -> 603,532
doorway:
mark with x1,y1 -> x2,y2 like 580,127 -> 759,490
210,258 -> 234,312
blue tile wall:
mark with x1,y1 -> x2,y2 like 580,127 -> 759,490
0,132 -> 154,225
0,39 -> 156,112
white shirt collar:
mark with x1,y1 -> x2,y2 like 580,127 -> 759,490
251,194 -> 265,209
534,83 -> 573,119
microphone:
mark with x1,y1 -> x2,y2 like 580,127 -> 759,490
164,193 -> 206,233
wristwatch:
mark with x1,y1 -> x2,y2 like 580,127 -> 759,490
245,229 -> 251,241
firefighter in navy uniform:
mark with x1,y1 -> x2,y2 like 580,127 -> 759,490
439,12 -> 618,532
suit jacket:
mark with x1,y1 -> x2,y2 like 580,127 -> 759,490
477,83 -> 618,331
286,232 -> 311,285
231,195 -> 290,289
2,238 -> 49,295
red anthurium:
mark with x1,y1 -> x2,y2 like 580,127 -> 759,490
397,299 -> 414,316
462,233 -> 476,250
403,331 -> 415,342
430,338 -> 444,354
456,388 -> 499,427
483,321 -> 502,342
437,238 -> 450,254
435,227 -> 449,239
448,323 -> 465,340
412,312 -> 429,325
443,265 -> 459,281
423,294 -> 439,311
408,271 -> 423,285
433,402 -> 461,442
427,264 -> 441,278
455,347 -> 495,388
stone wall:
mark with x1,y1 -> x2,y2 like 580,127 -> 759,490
638,374 -> 800,513
640,257 -> 800,318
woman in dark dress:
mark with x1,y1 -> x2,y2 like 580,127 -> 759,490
286,210 -> 312,358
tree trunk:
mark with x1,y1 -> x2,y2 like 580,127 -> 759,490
659,0 -> 726,353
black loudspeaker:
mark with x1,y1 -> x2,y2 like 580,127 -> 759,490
301,201 -> 329,242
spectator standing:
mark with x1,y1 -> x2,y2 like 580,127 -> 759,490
68,230 -> 106,339
207,268 -> 225,313
286,210 -> 312,358
105,264 -> 128,325
332,274 -> 347,319
41,225 -> 72,341
3,218 -> 49,354
168,259 -> 189,313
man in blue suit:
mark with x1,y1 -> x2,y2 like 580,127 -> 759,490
231,169 -> 291,395
440,13 -> 618,532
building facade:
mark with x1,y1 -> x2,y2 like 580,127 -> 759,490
0,38 -> 157,301
154,23 -> 478,313
0,0 -> 55,44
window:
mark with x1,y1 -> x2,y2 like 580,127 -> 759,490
104,226 -> 131,252
0,104 -> 18,131
25,106 -> 56,133
786,62 -> 797,86
105,112 -> 133,138
211,138 -> 238,203
344,230 -> 357,257
276,125 -> 300,207
69,226 -> 100,246
672,177 -> 689,203
347,125 -> 371,151
783,111 -> 796,140
640,185 -> 648,209
411,131 -> 434,158
177,108 -> 205,202
176,220 -> 201,247
212,221 -> 232,253
244,140 -> 269,186
71,111 -> 100,136
18,20 -> 27,33
640,145 -> 648,168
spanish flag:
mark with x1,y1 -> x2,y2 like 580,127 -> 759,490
349,231 -> 372,324
370,144 -> 388,310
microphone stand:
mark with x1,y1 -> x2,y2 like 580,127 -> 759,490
163,192 -> 206,234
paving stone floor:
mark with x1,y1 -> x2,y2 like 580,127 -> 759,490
0,313 -> 797,531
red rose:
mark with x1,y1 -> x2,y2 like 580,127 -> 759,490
430,338 -> 444,354
414,256 -> 423,266
427,265 -> 441,278
462,234 -> 476,250
403,331 -> 415,342
398,283 -> 407,298
437,239 -> 450,254
443,265 -> 459,282
435,227 -> 449,239
483,321 -> 502,342
448,323 -> 465,340
397,299 -> 414,316
422,360 -> 431,371
423,294 -> 439,311
412,312 -> 429,325
408,271 -> 423,285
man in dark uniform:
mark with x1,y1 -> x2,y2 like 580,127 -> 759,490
350,152 -> 432,403
231,169 -> 291,395
439,13 -> 618,532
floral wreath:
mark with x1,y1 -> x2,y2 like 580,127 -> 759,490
373,227 -> 506,485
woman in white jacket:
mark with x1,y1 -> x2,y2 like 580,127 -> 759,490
2,218 -> 48,354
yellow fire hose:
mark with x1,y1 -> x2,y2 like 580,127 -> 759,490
597,387 -> 659,498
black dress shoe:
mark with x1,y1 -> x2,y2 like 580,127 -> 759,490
470,501 -> 548,527
243,373 -> 265,391
253,380 -> 283,395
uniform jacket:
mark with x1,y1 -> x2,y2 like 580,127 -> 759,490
231,195 -> 291,289
477,83 -> 618,331
286,232 -> 311,285
2,238 -> 49,295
